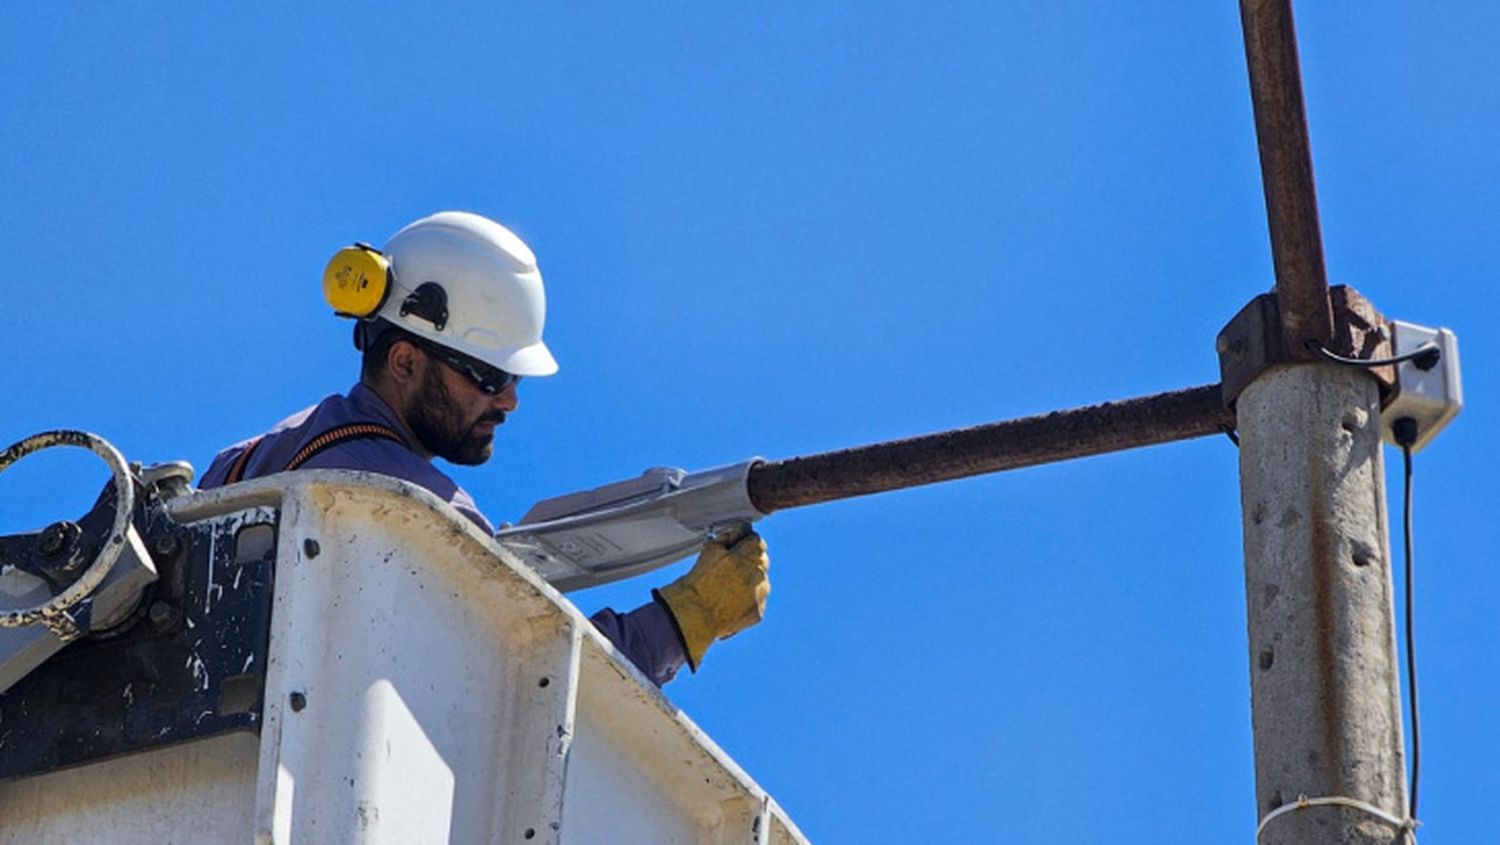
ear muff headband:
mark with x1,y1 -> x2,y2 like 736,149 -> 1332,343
323,242 -> 393,319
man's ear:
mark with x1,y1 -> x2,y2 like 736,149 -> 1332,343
385,339 -> 425,386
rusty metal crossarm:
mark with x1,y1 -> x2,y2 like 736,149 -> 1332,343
1240,0 -> 1334,356
747,384 -> 1231,513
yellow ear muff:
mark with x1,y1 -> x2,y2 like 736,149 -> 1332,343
322,243 -> 392,319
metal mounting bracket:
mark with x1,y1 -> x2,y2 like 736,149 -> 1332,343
1216,285 -> 1394,412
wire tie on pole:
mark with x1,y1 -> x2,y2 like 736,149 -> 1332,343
1255,793 -> 1418,842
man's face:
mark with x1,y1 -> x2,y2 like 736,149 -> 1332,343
405,353 -> 518,465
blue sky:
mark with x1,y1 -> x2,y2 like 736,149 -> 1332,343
2,4 -> 1495,842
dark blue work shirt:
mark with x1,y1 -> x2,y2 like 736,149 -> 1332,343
201,383 -> 688,685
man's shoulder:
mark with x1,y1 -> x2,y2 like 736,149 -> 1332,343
265,390 -> 364,434
199,386 -> 494,533
201,387 -> 392,487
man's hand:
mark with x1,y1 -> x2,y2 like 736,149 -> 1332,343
655,531 -> 771,671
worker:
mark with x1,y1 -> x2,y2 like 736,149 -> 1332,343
199,210 -> 769,686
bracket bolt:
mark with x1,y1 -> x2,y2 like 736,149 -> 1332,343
153,534 -> 180,557
38,521 -> 80,558
148,601 -> 181,630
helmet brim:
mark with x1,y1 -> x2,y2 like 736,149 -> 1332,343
495,340 -> 558,377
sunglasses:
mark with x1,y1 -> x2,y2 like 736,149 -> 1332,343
414,338 -> 521,396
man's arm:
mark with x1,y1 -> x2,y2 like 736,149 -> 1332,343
589,532 -> 772,687
589,601 -> 689,687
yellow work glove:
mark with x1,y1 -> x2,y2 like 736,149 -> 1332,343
656,531 -> 771,671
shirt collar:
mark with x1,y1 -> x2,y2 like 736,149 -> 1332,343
348,383 -> 419,451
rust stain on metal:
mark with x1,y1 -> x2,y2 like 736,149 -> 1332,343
0,429 -> 96,473
1239,0 -> 1334,355
748,384 -> 1230,513
1217,286 -> 1393,412
1328,286 -> 1395,394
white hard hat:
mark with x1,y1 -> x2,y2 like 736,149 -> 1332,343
375,211 -> 558,377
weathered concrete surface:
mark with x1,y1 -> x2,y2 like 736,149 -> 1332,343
1238,363 -> 1407,844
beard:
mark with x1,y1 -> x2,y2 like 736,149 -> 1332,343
406,364 -> 504,466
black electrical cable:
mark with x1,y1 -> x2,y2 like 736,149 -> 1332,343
1393,417 -> 1422,842
1308,339 -> 1442,371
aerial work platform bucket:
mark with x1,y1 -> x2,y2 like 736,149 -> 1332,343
0,470 -> 805,844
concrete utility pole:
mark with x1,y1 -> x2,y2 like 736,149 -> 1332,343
1237,367 -> 1407,843
1236,1 -> 1409,841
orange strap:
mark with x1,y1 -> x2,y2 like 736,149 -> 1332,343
285,423 -> 406,470
224,423 -> 406,484
224,439 -> 260,485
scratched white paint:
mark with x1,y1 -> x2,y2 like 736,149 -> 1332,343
205,528 -> 217,615
0,473 -> 808,845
